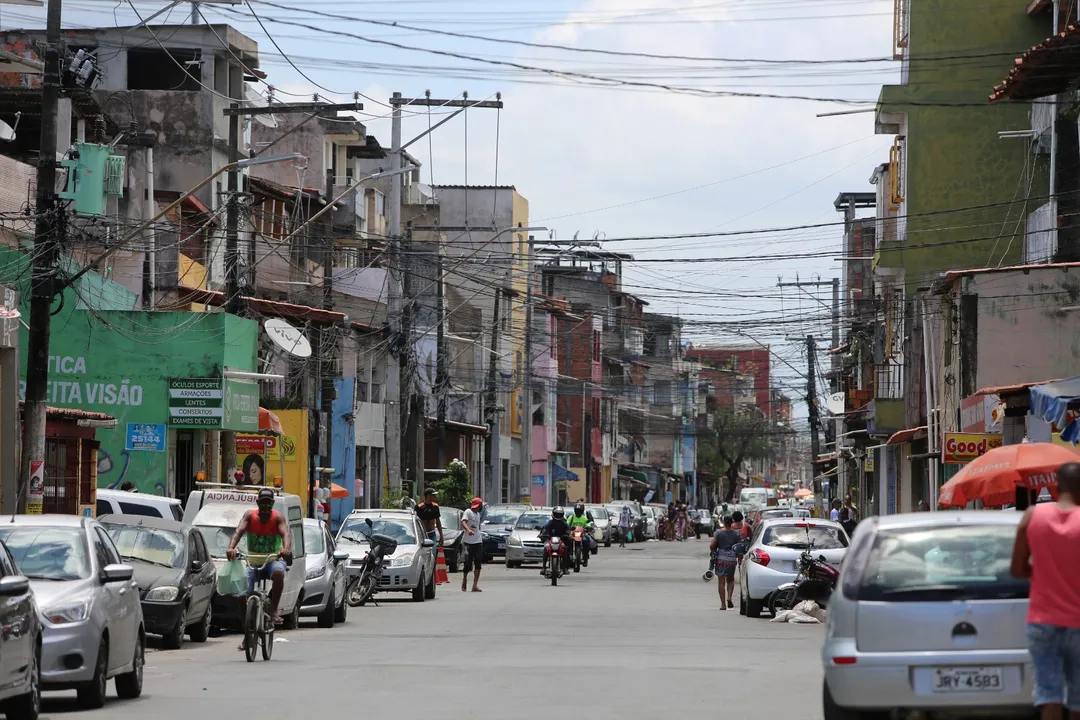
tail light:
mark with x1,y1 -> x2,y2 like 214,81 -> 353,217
750,548 -> 771,567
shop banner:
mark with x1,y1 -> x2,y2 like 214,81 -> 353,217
125,423 -> 166,452
26,459 -> 43,515
942,432 -> 1003,464
168,378 -> 258,431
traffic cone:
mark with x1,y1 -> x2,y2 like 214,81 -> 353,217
435,547 -> 449,585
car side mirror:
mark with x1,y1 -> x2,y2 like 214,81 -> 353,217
422,538 -> 434,548
0,575 -> 29,596
102,564 -> 134,583
365,518 -> 374,528
818,554 -> 827,563
190,559 -> 203,573
333,550 -> 349,563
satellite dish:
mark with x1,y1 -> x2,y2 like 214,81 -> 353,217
246,85 -> 279,129
264,318 -> 312,358
0,111 -> 20,142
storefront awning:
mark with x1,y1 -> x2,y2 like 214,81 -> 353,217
975,378 -> 1058,398
552,463 -> 579,482
886,425 -> 927,446
424,417 -> 490,436
618,469 -> 648,482
1030,376 -> 1080,441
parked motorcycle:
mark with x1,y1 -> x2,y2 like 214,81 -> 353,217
345,518 -> 399,607
768,547 -> 840,617
544,535 -> 566,586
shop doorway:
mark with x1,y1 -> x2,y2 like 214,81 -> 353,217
174,431 -> 196,504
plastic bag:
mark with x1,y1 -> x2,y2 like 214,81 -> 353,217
216,559 -> 248,596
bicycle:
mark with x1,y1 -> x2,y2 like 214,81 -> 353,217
242,554 -> 288,663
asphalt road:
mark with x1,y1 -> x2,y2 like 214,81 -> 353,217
44,538 -> 827,720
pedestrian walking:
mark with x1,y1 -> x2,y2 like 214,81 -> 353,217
843,494 -> 858,521
618,504 -> 632,547
1011,461 -> 1080,720
839,507 -> 858,538
676,503 -> 689,541
665,502 -> 676,541
711,515 -> 740,610
415,487 -> 444,550
829,499 -> 842,522
461,496 -> 485,592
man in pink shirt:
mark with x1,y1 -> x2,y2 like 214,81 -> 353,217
1012,462 -> 1080,720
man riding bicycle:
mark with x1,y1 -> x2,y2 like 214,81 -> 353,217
226,488 -> 293,626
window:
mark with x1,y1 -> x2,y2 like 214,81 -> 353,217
0,545 -> 15,577
194,531 -> 210,563
290,521 -> 305,559
374,191 -> 386,218
592,330 -> 601,362
96,499 -> 112,517
93,527 -> 121,569
127,48 -> 202,91
549,316 -> 557,358
188,534 -> 200,566
118,501 -> 164,518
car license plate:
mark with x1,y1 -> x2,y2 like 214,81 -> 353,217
525,549 -> 542,556
495,539 -> 505,548
931,667 -> 1003,693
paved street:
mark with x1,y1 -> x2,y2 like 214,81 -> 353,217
43,539 -> 827,720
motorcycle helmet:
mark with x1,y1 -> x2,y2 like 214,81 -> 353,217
552,506 -> 565,519
574,502 -> 585,515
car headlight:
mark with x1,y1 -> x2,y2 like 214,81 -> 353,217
144,586 -> 181,602
390,553 -> 416,567
306,564 -> 327,581
507,536 -> 522,547
44,598 -> 91,624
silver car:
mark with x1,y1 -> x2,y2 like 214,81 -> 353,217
300,519 -> 349,627
585,505 -> 613,548
505,511 -> 553,567
0,536 -> 40,720
823,511 -> 1031,719
0,515 -> 144,710
335,510 -> 436,602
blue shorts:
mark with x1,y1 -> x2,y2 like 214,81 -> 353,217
1026,623 -> 1080,710
247,559 -> 287,594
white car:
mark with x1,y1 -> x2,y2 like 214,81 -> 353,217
738,517 -> 850,618
336,510 -> 436,602
0,515 -> 144,710
823,511 -> 1031,719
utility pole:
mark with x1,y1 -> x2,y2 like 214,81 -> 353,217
435,247 -> 448,468
19,0 -> 63,514
486,289 -> 502,501
320,168 -> 336,518
522,236 -> 534,504
386,91 -> 504,498
805,335 -> 822,505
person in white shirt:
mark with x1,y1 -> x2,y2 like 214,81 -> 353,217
829,499 -> 842,522
461,496 -> 486,592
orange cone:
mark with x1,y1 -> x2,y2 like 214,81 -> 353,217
435,546 -> 449,585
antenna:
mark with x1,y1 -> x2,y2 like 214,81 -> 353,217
0,112 -> 20,142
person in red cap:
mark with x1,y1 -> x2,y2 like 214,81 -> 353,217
461,496 -> 486,592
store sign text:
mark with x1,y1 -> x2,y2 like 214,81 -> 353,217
19,355 -> 144,407
942,432 -> 1003,464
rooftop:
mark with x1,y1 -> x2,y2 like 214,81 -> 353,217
990,24 -> 1080,101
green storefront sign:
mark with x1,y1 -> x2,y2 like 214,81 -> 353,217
168,378 -> 258,431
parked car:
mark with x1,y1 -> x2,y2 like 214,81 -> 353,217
439,507 -> 463,572
505,510 -> 552,567
738,517 -> 849,618
640,506 -> 660,540
336,510 -> 436,601
822,511 -> 1031,720
692,509 -> 715,538
481,506 -> 528,561
585,505 -> 613,547
96,488 -> 182,521
99,514 -> 215,649
0,536 -> 40,720
300,519 -> 349,628
0,515 -> 144,710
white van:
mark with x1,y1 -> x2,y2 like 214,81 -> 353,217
184,484 -> 308,629
96,488 -> 183,520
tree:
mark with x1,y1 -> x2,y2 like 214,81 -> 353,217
433,458 -> 471,510
698,408 -> 772,503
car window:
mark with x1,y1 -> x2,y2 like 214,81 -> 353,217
187,533 -> 199,566
105,524 -> 185,569
118,501 -> 163,518
96,499 -> 112,517
94,527 -> 122,565
194,531 -> 210,563
171,504 -> 183,522
0,544 -> 15,577
0,527 -> 93,580
305,525 -> 326,555
338,517 -> 418,545
762,524 -> 847,550
290,521 -> 305,559
325,529 -> 336,554
856,523 -> 1028,602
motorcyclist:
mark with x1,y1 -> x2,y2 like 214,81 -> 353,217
539,507 -> 570,575
568,502 -> 596,558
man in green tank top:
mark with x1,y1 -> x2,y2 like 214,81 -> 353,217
227,488 -> 293,625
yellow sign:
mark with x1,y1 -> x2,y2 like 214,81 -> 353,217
235,409 -> 309,507
864,452 -> 875,472
941,432 -> 1003,464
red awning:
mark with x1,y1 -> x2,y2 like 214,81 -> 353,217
887,425 -> 927,446
975,379 -> 1059,397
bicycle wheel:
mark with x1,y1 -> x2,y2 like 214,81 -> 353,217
243,596 -> 259,663
261,621 -> 274,661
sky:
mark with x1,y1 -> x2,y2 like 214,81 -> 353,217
1,0 -> 902,417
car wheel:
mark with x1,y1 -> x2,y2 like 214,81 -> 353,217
5,641 -> 40,720
604,539 -> 611,548
412,573 -> 426,602
163,613 -> 185,650
746,595 -> 763,618
77,638 -> 108,709
739,592 -> 747,616
506,560 -> 520,569
282,600 -> 301,630
115,631 -> 144,700
316,595 -> 336,628
188,601 -> 211,643
334,591 -> 348,623
424,567 -> 436,600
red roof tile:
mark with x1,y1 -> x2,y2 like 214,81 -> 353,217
991,24 -> 1080,101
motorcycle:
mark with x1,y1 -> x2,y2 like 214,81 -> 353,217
569,526 -> 594,572
345,518 -> 399,607
768,547 -> 840,617
543,535 -> 566,586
